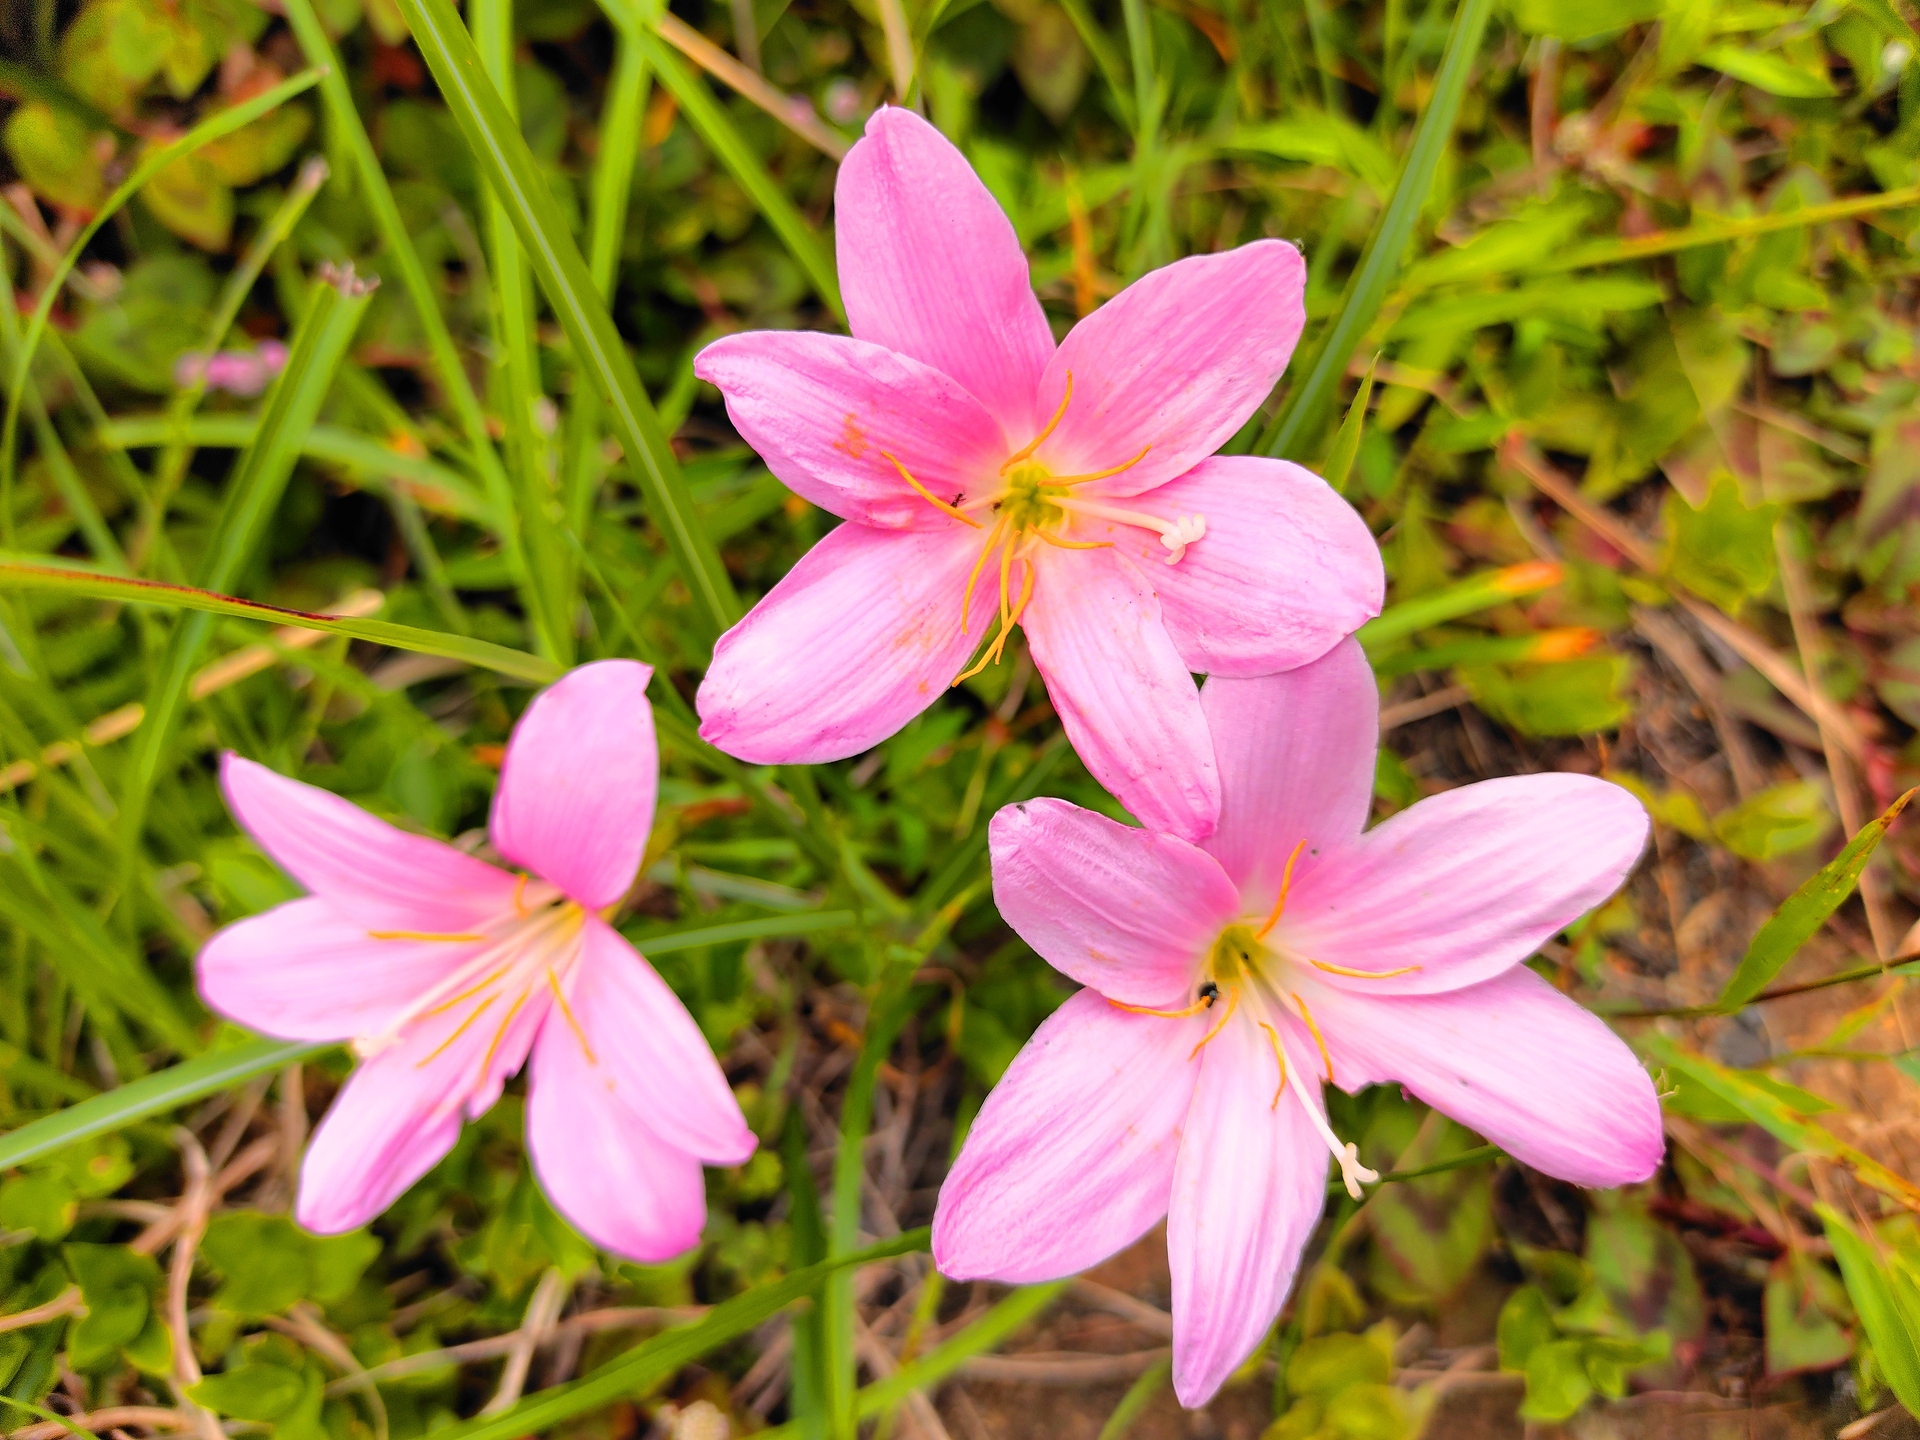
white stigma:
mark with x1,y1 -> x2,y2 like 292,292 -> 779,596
1160,513 -> 1206,563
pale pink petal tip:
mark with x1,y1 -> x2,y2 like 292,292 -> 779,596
491,659 -> 658,910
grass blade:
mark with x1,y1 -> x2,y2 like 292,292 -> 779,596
1356,560 -> 1563,651
623,18 -> 846,323
1254,0 -> 1494,459
758,1282 -> 1071,1439
1820,1206 -> 1920,1416
139,155 -> 330,568
631,910 -> 858,954
1097,1356 -> 1171,1440
426,1230 -> 932,1440
115,270 -> 373,879
472,0 -> 571,664
1321,353 -> 1378,496
0,1038 -> 329,1169
396,0 -> 742,639
0,563 -> 563,685
278,0 -> 538,616
0,67 -> 325,539
1715,788 -> 1917,1013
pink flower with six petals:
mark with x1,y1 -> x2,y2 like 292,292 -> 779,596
197,660 -> 754,1261
932,639 -> 1661,1406
694,107 -> 1383,841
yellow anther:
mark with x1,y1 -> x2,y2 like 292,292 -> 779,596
478,985 -> 532,1082
1187,986 -> 1240,1061
953,560 -> 1033,686
368,930 -> 486,943
1000,372 -> 1073,473
1308,959 -> 1423,980
1255,840 -> 1309,939
416,994 -> 495,1067
1032,530 -> 1114,551
1038,445 -> 1152,488
882,451 -> 981,528
547,968 -> 597,1066
1289,991 -> 1334,1084
959,517 -> 1008,636
1108,991 -> 1216,1019
1257,1019 -> 1288,1110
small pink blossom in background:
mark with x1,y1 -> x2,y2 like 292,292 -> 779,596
196,660 -> 754,1261
174,338 -> 288,397
694,107 -> 1383,843
822,79 -> 864,125
932,638 -> 1661,1406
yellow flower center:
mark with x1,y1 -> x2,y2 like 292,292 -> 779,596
881,372 -> 1209,686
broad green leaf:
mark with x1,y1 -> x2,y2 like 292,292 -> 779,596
1764,1254 -> 1853,1376
1662,474 -> 1780,612
1,104 -> 107,211
1458,654 -> 1634,736
1699,44 -> 1839,97
1716,788 -> 1914,1010
1711,779 -> 1833,861
1520,1339 -> 1594,1422
1498,1286 -> 1558,1372
1821,1206 -> 1920,1415
0,1174 -> 77,1242
189,1362 -> 308,1422
200,1214 -> 380,1317
1508,0 -> 1662,41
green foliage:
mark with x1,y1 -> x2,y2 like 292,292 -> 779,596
1458,654 -> 1635,736
1265,1326 -> 1409,1440
1661,474 -> 1781,613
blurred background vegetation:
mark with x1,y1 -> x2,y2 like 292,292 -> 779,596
2,0 -> 1920,1435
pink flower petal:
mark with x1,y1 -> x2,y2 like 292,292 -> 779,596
1167,1016 -> 1329,1408
296,985 -> 549,1234
491,660 -> 657,910
1200,639 -> 1379,911
697,522 -> 981,763
836,107 -> 1055,438
694,331 -> 1008,529
1302,966 -> 1664,1187
934,988 -> 1202,1283
1022,548 -> 1219,842
525,970 -> 710,1262
1283,774 -> 1650,994
543,917 -> 755,1165
988,798 -> 1237,1008
1107,457 -> 1382,676
1033,242 -> 1306,499
221,754 -> 518,931
197,897 -> 482,1042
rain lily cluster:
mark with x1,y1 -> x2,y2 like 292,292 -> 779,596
197,107 -> 1660,1411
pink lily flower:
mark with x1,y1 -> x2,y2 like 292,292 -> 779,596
932,639 -> 1661,1406
693,107 -> 1383,842
196,660 -> 754,1261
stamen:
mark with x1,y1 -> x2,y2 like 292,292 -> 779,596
513,873 -> 531,916
1308,959 -> 1424,980
1187,986 -> 1240,1060
1000,372 -> 1073,473
1053,496 -> 1203,564
367,929 -> 486,943
953,559 -> 1034,685
1107,987 -> 1217,1019
1290,990 -> 1335,1084
1254,840 -> 1309,939
1257,1019 -> 1288,1109
414,994 -> 496,1066
477,984 -> 532,1082
1031,529 -> 1113,551
882,451 -> 981,529
1036,445 -> 1152,488
959,517 -> 1008,636
1281,1067 -> 1379,1199
547,969 -> 597,1065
